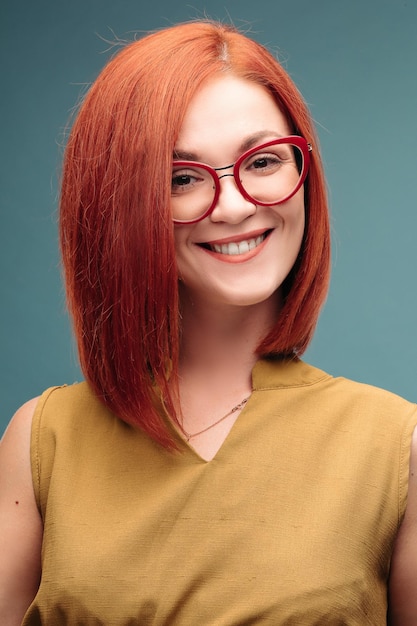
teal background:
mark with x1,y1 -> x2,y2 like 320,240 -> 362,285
1,0 -> 416,434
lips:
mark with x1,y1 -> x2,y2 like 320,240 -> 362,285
200,230 -> 271,256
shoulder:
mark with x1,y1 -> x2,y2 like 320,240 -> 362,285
30,382 -> 113,485
0,399 -> 40,522
31,382 -> 109,435
317,369 -> 417,449
0,398 -> 44,621
0,396 -> 40,466
255,359 -> 417,471
33,381 -> 97,411
255,357 -> 417,416
388,426 -> 417,624
0,395 -> 45,499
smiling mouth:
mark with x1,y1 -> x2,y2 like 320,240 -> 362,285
200,230 -> 271,256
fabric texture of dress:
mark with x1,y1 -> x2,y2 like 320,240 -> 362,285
23,358 -> 417,625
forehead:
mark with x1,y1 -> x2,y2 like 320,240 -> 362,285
175,75 -> 291,162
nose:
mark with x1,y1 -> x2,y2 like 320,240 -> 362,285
210,174 -> 257,224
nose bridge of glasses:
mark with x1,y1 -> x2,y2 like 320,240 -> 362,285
212,164 -> 255,217
215,168 -> 244,201
212,161 -> 254,209
217,172 -> 235,182
214,161 -> 235,181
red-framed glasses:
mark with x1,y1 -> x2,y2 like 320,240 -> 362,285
171,135 -> 312,224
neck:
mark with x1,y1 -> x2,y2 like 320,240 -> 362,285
173,290 -> 281,461
178,289 -> 281,380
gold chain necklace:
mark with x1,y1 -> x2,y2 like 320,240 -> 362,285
181,396 -> 250,441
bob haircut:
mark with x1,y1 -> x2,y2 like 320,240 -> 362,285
60,20 -> 330,449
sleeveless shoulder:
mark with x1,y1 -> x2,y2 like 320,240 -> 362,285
253,358 -> 417,522
30,383 -> 127,517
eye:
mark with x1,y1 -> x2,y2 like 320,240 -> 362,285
246,152 -> 284,173
171,163 -> 213,196
172,173 -> 195,192
244,146 -> 296,175
171,168 -> 203,194
252,155 -> 279,170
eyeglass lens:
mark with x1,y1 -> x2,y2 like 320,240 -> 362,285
171,141 -> 305,223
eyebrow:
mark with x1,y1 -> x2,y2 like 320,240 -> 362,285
173,130 -> 286,162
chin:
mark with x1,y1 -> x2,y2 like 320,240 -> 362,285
178,273 -> 285,311
212,283 -> 283,310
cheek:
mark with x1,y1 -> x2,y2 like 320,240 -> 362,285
173,226 -> 192,276
275,196 -> 306,270
173,226 -> 187,252
274,192 -> 305,239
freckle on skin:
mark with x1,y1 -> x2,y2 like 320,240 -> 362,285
15,501 -> 19,505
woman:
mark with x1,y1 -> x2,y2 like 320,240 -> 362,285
0,21 -> 416,625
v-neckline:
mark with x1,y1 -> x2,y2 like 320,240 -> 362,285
162,358 -> 329,464
177,393 -> 254,463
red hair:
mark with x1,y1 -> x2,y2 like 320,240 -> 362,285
60,21 -> 330,449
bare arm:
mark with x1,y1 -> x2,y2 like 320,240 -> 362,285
0,399 -> 43,626
388,426 -> 417,625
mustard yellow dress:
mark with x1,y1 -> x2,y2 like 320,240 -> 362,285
24,359 -> 417,625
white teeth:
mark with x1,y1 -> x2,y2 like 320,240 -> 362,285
238,241 -> 250,254
212,234 -> 265,256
